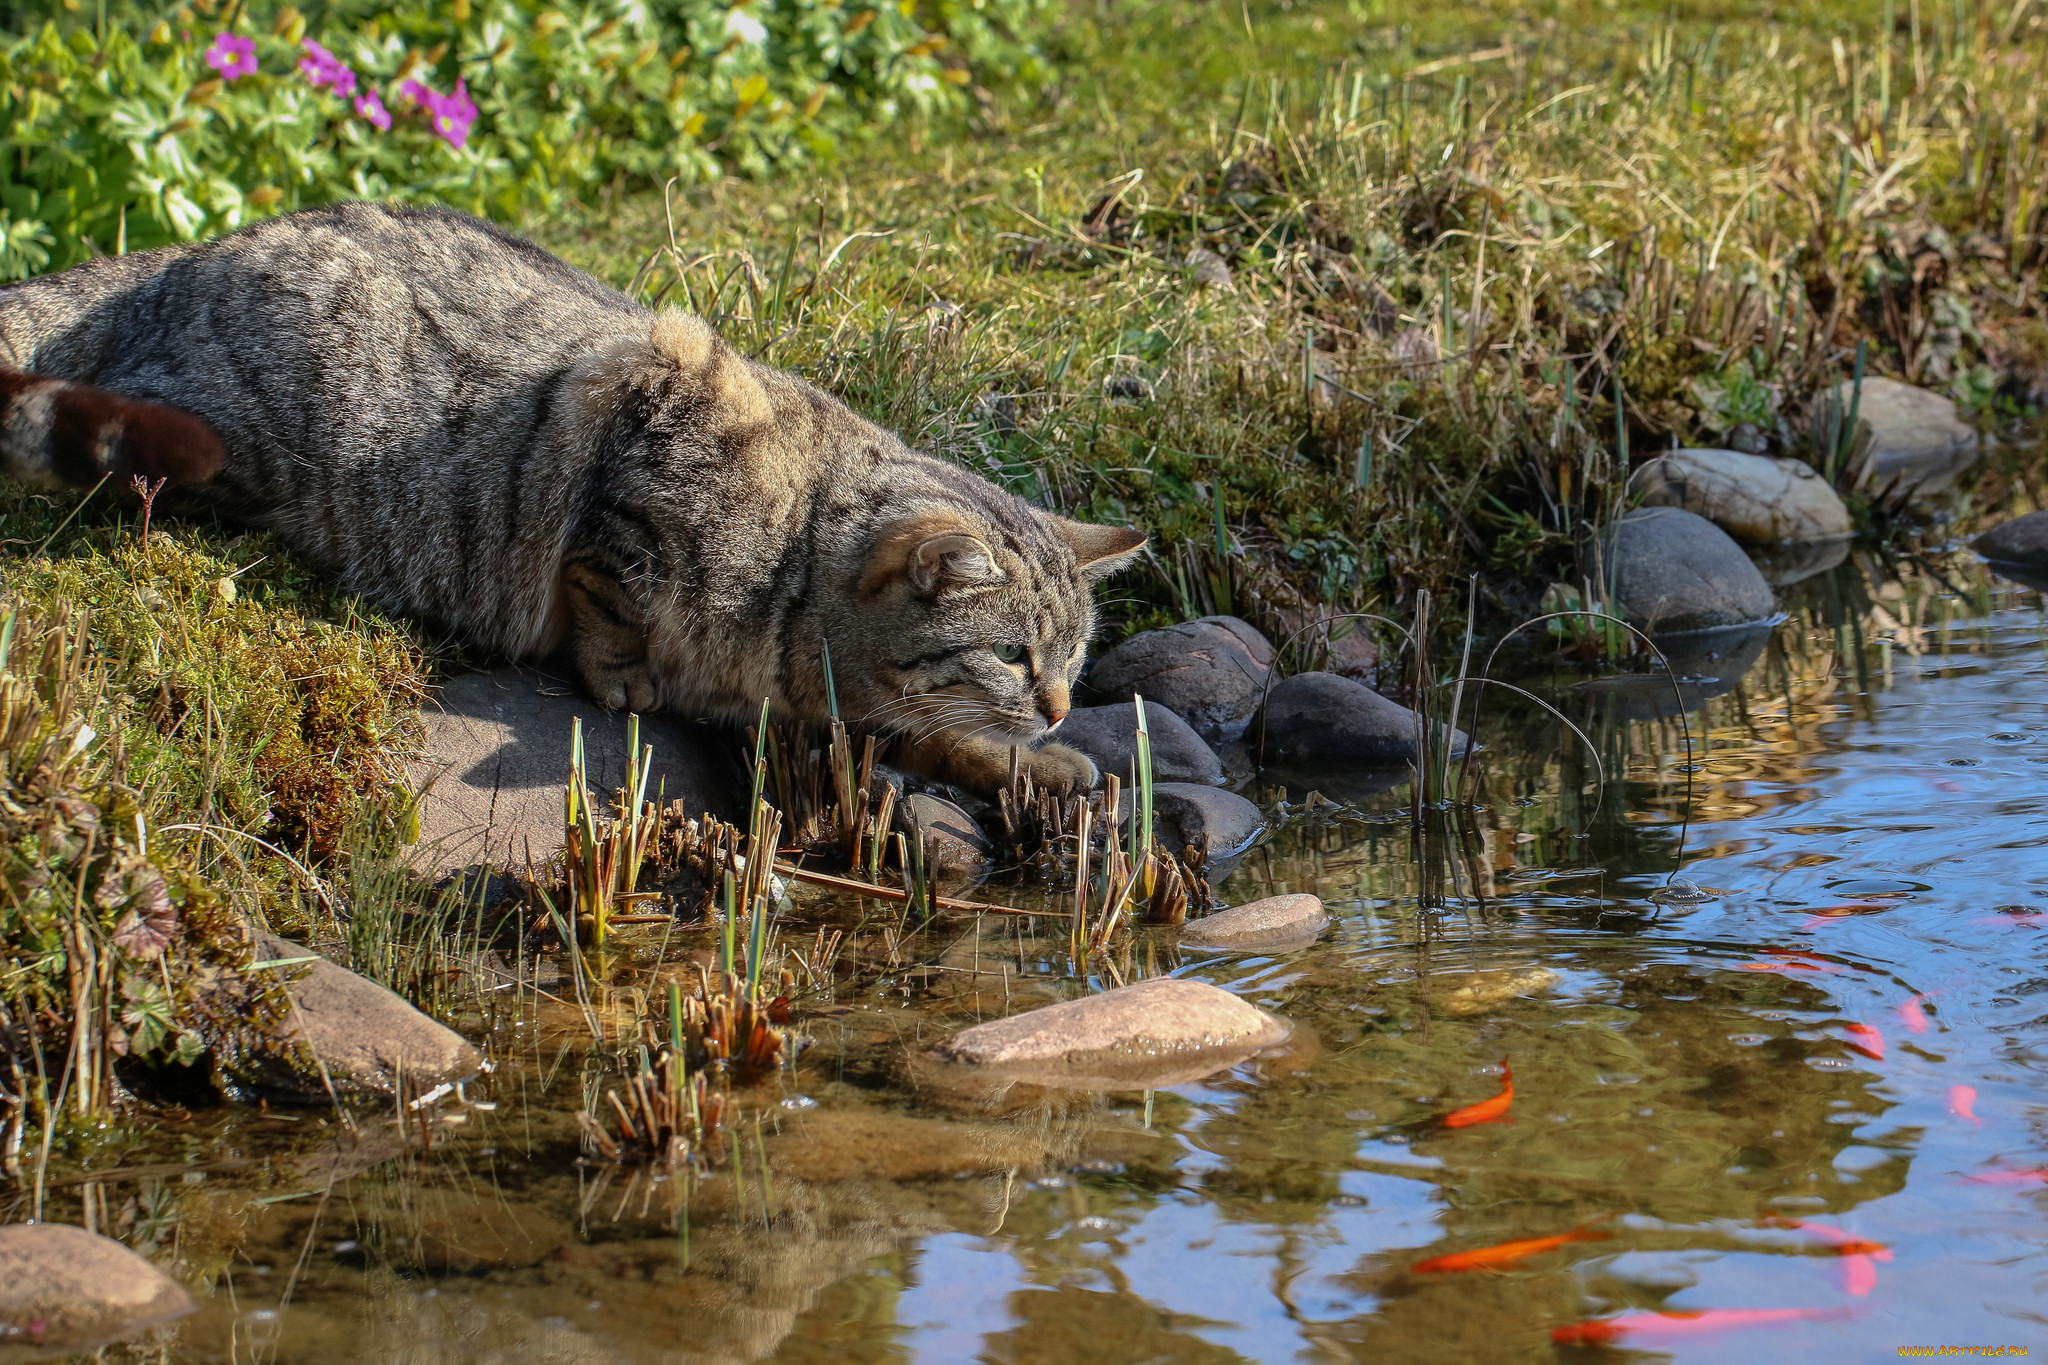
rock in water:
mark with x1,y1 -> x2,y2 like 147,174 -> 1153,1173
1179,894 -> 1327,952
1635,448 -> 1851,543
926,977 -> 1288,1089
1252,671 -> 1467,764
900,792 -> 991,887
408,667 -> 737,874
1054,703 -> 1224,785
251,934 -> 483,1096
1085,616 -> 1273,743
1608,507 -> 1776,633
1435,968 -> 1560,1017
1143,783 -> 1265,859
0,1223 -> 196,1353
1823,376 -> 1979,494
1975,510 -> 2048,568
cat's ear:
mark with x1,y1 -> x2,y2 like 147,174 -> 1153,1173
862,515 -> 1005,596
1052,519 -> 1148,581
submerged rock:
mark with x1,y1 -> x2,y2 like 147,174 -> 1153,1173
1142,782 -> 1265,860
408,667 -> 737,874
926,977 -> 1288,1090
252,933 -> 483,1096
1608,507 -> 1777,634
1435,967 -> 1560,1017
1179,893 -> 1327,952
1053,703 -> 1224,786
1252,671 -> 1467,765
1823,376 -> 1979,493
1975,510 -> 2048,568
0,1223 -> 195,1353
1750,537 -> 1852,587
900,792 -> 992,889
1085,616 -> 1274,743
1635,448 -> 1851,544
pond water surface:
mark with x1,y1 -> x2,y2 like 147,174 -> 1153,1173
36,543 -> 2048,1365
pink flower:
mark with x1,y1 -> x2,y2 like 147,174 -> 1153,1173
298,38 -> 357,98
204,32 -> 257,81
353,89 -> 392,131
400,76 -> 478,149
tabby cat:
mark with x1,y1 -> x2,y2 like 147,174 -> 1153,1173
0,202 -> 1144,794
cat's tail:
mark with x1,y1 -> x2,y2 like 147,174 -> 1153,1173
0,367 -> 223,489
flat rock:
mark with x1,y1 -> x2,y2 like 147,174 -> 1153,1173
1824,376 -> 1980,493
1608,507 -> 1777,634
1138,782 -> 1264,859
254,934 -> 483,1096
1636,448 -> 1851,543
1052,702 -> 1223,786
926,976 -> 1289,1090
899,792 -> 991,889
1086,616 -> 1273,743
1179,893 -> 1327,952
1435,967 -> 1561,1017
1976,510 -> 2048,568
0,1223 -> 195,1353
1252,671 -> 1467,765
407,667 -> 738,873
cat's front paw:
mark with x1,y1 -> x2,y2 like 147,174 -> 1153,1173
1023,742 -> 1099,796
582,660 -> 656,713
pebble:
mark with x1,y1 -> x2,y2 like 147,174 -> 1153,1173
1635,447 -> 1851,543
1085,616 -> 1273,743
1252,671 -> 1467,765
1823,376 -> 1980,494
1178,893 -> 1327,951
1975,509 -> 2048,569
0,1223 -> 196,1353
1608,507 -> 1777,634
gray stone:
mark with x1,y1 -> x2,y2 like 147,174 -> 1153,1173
1137,782 -> 1264,858
1252,671 -> 1467,765
1179,893 -> 1327,952
1186,247 -> 1234,290
1636,448 -> 1852,543
254,934 -> 483,1096
1824,376 -> 1980,493
1976,510 -> 2048,568
1608,507 -> 1777,634
0,1223 -> 195,1353
1053,702 -> 1223,786
407,667 -> 738,873
900,792 -> 991,887
926,976 -> 1289,1090
1085,616 -> 1273,743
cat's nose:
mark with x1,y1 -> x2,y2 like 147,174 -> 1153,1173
1039,689 -> 1069,730
1041,702 -> 1068,730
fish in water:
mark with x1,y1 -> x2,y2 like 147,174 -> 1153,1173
1842,1023 -> 1885,1060
1964,1168 -> 2048,1186
1896,995 -> 1931,1034
1442,1061 -> 1513,1128
1551,1307 -> 1850,1345
1948,1085 -> 1982,1128
1412,1222 -> 1612,1274
1773,1219 -> 1892,1297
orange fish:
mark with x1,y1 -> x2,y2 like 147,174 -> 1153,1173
1896,995 -> 1930,1035
1442,1061 -> 1513,1128
1842,1023 -> 1885,1060
1778,1220 -> 1892,1297
1949,1085 -> 1982,1128
1551,1307 -> 1849,1345
1965,1168 -> 2048,1186
1412,1222 -> 1611,1274
1740,960 -> 1843,974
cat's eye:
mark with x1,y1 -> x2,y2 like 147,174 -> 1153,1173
991,643 -> 1028,666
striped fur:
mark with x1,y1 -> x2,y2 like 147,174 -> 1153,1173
0,203 -> 1144,793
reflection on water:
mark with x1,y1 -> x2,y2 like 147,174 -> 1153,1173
28,550 -> 2048,1364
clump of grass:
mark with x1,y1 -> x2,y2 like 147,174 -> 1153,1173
0,599 -> 296,1182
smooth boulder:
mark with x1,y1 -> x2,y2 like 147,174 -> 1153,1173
1635,448 -> 1851,543
1053,703 -> 1223,786
1138,782 -> 1264,859
900,792 -> 991,886
253,934 -> 483,1096
407,667 -> 737,873
1824,376 -> 1979,493
0,1223 -> 195,1353
1608,507 -> 1776,633
1179,893 -> 1327,952
1976,510 -> 2048,568
926,976 -> 1289,1089
1252,671 -> 1467,765
1085,616 -> 1273,743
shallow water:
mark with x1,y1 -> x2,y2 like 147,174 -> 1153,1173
33,548 -> 2048,1364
